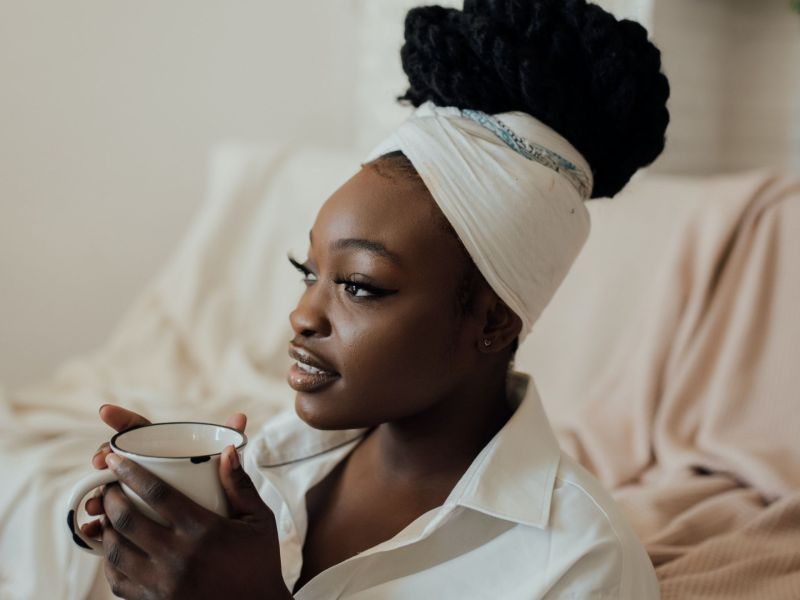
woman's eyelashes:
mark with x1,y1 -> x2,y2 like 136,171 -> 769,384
289,256 -> 317,283
288,255 -> 398,300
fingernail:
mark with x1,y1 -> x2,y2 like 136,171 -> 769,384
229,445 -> 240,470
98,404 -> 108,414
105,453 -> 121,470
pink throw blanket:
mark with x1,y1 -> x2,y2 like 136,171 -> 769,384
556,170 -> 800,599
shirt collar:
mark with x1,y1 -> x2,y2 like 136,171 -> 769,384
254,371 -> 560,529
449,371 -> 561,529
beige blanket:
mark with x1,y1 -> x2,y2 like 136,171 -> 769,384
556,171 -> 800,599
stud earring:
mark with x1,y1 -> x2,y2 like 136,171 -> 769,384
483,338 -> 492,348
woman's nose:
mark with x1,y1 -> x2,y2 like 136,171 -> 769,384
289,287 -> 331,338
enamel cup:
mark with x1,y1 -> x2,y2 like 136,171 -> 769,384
66,421 -> 247,555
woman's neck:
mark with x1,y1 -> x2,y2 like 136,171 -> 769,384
357,368 -> 515,489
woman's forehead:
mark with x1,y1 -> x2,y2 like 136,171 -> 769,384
310,166 -> 456,262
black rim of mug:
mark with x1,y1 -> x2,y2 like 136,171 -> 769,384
109,421 -> 248,460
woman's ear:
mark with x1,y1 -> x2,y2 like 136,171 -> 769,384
476,291 -> 523,354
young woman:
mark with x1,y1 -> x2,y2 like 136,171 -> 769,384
82,1 -> 669,597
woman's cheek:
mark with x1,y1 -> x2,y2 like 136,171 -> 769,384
338,304 -> 455,407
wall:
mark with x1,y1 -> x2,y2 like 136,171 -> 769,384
2,0 -> 798,389
0,1 -> 356,387
652,0 -> 800,175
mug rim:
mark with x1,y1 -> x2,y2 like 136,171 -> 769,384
110,421 -> 248,460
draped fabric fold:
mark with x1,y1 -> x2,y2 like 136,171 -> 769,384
554,170 -> 800,599
365,101 -> 593,341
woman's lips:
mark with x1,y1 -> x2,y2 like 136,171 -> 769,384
287,345 -> 340,393
287,362 -> 340,392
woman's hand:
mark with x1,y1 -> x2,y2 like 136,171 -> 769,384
82,405 -> 246,538
100,442 -> 290,599
82,405 -> 292,599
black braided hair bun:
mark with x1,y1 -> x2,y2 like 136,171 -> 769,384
399,0 -> 670,199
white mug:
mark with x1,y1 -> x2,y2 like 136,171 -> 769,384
66,421 -> 247,555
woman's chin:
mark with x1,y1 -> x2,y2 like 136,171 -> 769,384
293,390 -> 377,431
294,391 -> 345,430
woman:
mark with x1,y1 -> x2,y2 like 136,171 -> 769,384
82,0 -> 669,597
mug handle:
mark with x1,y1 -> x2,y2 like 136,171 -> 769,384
66,469 -> 119,555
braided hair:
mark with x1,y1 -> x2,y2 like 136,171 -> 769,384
397,0 -> 670,199
366,1 -> 670,352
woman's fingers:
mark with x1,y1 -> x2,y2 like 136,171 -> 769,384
86,495 -> 104,516
101,521 -> 152,597
225,412 -> 247,434
80,519 -> 103,540
99,405 -> 242,436
103,559 -> 144,600
103,482 -> 171,557
92,406 -> 150,471
92,443 -> 112,469
98,404 -> 151,433
92,405 -> 150,468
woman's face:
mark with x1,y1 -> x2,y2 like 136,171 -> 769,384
287,163 -> 485,430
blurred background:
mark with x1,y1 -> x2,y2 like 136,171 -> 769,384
1,0 -> 799,389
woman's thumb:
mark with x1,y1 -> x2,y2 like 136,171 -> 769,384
220,445 -> 269,518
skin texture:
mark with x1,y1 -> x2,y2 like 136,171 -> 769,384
84,160 -> 522,598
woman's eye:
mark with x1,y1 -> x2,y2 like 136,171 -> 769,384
343,282 -> 375,298
337,277 -> 397,300
289,256 -> 396,300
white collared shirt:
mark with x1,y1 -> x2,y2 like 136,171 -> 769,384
244,372 -> 660,599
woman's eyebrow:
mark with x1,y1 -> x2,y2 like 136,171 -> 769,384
331,238 -> 402,266
307,231 -> 403,267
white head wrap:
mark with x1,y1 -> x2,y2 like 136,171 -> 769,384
364,101 -> 593,343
